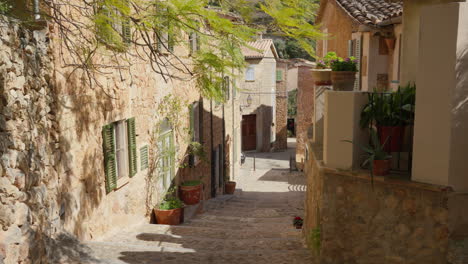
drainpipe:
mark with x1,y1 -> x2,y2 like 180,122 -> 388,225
33,0 -> 41,20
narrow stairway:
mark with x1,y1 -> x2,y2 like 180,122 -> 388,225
86,192 -> 311,264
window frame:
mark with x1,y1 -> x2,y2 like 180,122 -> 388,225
95,0 -> 131,51
245,65 -> 255,81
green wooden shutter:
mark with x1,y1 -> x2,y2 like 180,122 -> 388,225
122,18 -> 131,44
140,145 -> 149,170
276,70 -> 282,81
354,38 -> 362,91
188,104 -> 195,167
127,117 -> 137,177
102,124 -> 117,193
199,100 -> 203,144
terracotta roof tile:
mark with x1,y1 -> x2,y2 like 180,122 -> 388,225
241,39 -> 277,59
335,0 -> 402,26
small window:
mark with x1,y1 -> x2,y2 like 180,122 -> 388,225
245,65 -> 255,81
189,32 -> 200,55
276,70 -> 283,82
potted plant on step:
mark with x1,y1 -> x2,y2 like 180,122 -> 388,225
344,129 -> 392,177
180,142 -> 206,205
293,216 -> 303,229
180,180 -> 203,205
225,180 -> 236,195
330,56 -> 358,91
311,52 -> 337,85
154,194 -> 184,225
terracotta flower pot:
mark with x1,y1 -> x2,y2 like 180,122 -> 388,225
377,125 -> 405,152
295,224 -> 303,229
311,69 -> 332,86
180,184 -> 202,205
154,207 -> 182,225
373,159 -> 391,176
225,181 -> 236,195
331,71 -> 356,91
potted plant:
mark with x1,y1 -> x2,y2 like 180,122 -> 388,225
311,52 -> 337,85
225,180 -> 236,194
180,142 -> 206,205
293,216 -> 303,229
180,180 -> 203,205
360,84 -> 415,152
154,195 -> 184,225
330,56 -> 358,91
344,129 -> 392,177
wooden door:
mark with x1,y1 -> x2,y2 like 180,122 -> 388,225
242,115 -> 257,151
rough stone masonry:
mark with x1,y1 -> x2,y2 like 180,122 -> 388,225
0,17 -> 63,263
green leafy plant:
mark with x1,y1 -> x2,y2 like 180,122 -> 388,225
181,180 -> 202,187
330,56 -> 358,71
343,129 -> 391,185
0,1 -> 11,14
316,51 -> 338,69
360,83 -> 416,129
309,227 -> 321,253
159,196 -> 183,210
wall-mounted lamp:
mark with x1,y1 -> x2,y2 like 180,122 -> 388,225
246,95 -> 252,107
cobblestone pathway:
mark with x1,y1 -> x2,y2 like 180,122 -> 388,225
83,139 -> 311,264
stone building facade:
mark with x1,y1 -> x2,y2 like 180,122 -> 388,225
0,5 -> 240,264
273,60 -> 288,151
293,62 -> 315,170
239,39 -> 278,152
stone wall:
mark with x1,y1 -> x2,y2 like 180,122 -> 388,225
0,18 -> 59,263
295,65 -> 314,169
0,11 -> 240,263
304,141 -> 468,264
274,61 -> 288,151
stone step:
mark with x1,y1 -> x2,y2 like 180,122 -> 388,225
87,242 -> 313,264
183,218 -> 293,229
91,232 -> 306,252
112,223 -> 301,240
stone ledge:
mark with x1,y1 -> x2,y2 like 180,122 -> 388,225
308,140 -> 453,193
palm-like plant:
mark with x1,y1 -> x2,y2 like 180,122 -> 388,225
344,129 -> 391,186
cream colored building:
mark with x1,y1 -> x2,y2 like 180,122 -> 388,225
316,0 -> 403,91
239,38 -> 279,152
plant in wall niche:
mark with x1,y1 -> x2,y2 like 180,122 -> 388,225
343,129 -> 392,185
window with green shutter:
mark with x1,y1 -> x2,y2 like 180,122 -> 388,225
95,0 -> 131,51
127,117 -> 137,177
102,124 -> 117,193
276,70 -> 283,81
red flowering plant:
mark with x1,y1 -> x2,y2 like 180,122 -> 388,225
293,216 -> 303,226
